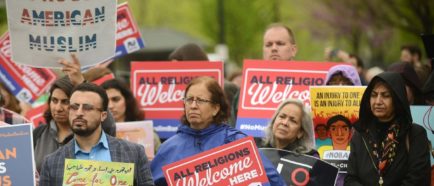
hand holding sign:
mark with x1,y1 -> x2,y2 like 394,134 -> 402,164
59,54 -> 85,86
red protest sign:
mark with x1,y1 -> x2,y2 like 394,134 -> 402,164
236,60 -> 338,137
130,61 -> 223,138
92,73 -> 115,85
162,136 -> 269,186
0,32 -> 57,103
25,104 -> 48,128
115,2 -> 145,57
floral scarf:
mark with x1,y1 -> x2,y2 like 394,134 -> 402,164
369,123 -> 400,175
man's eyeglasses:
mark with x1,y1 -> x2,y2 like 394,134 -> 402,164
69,103 -> 102,112
183,97 -> 215,106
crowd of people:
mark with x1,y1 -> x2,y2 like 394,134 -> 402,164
0,22 -> 433,186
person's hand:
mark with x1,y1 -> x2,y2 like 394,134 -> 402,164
59,53 -> 85,86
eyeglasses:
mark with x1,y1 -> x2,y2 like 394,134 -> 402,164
183,97 -> 215,106
69,103 -> 102,113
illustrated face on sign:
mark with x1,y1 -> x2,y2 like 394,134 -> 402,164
329,120 -> 351,150
315,124 -> 328,140
272,103 -> 304,148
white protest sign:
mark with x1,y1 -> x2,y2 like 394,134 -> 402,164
6,0 -> 117,68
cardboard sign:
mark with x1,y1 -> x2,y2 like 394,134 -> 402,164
116,120 -> 155,160
25,103 -> 48,128
6,0 -> 117,68
411,106 -> 434,165
0,33 -> 57,103
235,60 -> 338,137
310,86 -> 366,173
162,136 -> 269,186
131,61 -> 224,138
260,148 -> 338,186
0,124 -> 35,185
63,159 -> 134,186
115,2 -> 145,58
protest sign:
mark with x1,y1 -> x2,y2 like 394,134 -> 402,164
162,136 -> 269,186
410,106 -> 434,165
25,104 -> 48,128
116,120 -> 155,160
0,124 -> 35,185
6,0 -> 117,68
260,148 -> 338,185
115,2 -> 145,58
0,33 -> 57,103
91,73 -> 115,86
310,86 -> 365,173
131,61 -> 224,138
235,60 -> 338,137
0,108 -> 30,125
63,159 -> 134,186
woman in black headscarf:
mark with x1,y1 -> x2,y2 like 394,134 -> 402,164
345,72 -> 430,185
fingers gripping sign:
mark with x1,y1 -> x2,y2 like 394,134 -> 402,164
59,53 -> 85,86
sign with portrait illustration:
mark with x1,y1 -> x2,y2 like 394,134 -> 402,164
131,61 -> 224,139
0,124 -> 35,185
5,0 -> 117,68
235,60 -> 338,137
260,148 -> 338,186
162,136 -> 269,186
115,2 -> 145,58
0,33 -> 57,103
63,159 -> 134,186
116,120 -> 155,160
310,86 -> 365,173
410,106 -> 434,165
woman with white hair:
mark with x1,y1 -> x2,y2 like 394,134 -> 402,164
262,99 -> 318,156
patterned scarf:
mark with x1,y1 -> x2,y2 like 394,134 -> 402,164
369,123 -> 400,175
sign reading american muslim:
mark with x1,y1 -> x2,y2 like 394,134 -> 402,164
5,0 -> 117,68
0,33 -> 57,103
236,60 -> 339,137
131,61 -> 224,139
162,137 -> 269,186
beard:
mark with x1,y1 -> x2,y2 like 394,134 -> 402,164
71,118 -> 99,137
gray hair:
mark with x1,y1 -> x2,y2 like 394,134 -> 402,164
263,99 -> 315,154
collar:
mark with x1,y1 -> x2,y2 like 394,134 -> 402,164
74,131 -> 109,154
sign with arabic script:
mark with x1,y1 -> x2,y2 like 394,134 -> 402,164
131,61 -> 223,138
235,60 -> 338,137
162,136 -> 269,186
63,159 -> 134,186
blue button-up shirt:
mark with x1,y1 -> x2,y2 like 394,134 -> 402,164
74,132 -> 111,162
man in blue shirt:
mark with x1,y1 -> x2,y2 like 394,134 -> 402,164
39,83 -> 154,186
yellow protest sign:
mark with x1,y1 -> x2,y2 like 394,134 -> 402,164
63,159 -> 134,186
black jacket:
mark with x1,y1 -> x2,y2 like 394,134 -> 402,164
345,72 -> 431,186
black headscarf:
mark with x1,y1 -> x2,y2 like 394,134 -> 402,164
356,72 -> 412,136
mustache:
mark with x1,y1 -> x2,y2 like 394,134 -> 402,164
72,117 -> 87,123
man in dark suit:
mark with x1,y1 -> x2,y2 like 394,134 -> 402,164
39,83 -> 154,186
